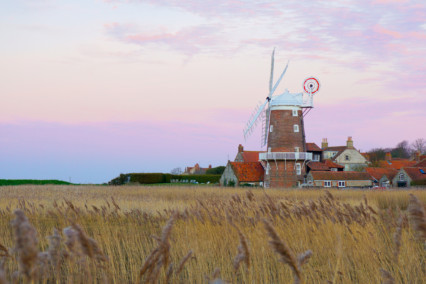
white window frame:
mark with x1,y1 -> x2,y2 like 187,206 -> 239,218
324,181 -> 331,187
338,181 -> 346,188
295,147 -> 300,152
292,109 -> 298,116
269,125 -> 273,132
296,163 -> 301,175
293,124 -> 299,132
313,154 -> 320,161
331,168 -> 337,172
268,147 -> 271,153
399,173 -> 405,181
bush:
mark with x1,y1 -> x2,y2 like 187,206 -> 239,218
206,166 -> 226,175
411,179 -> 426,186
0,179 -> 72,186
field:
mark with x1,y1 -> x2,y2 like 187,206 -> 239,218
0,185 -> 425,283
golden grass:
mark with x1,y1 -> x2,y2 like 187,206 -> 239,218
0,185 -> 425,283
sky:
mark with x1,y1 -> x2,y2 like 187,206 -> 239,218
0,0 -> 425,183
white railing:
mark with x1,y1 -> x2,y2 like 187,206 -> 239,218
259,152 -> 312,161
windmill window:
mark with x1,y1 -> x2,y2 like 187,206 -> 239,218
292,109 -> 298,116
293,125 -> 299,132
295,147 -> 300,152
269,125 -> 273,132
296,163 -> 301,175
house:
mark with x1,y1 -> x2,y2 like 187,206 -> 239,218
234,144 -> 264,162
365,167 -> 398,187
183,163 -> 212,175
321,137 -> 368,171
220,161 -> 264,186
306,142 -> 322,162
377,152 -> 417,170
306,159 -> 344,174
306,171 -> 373,188
392,167 -> 426,187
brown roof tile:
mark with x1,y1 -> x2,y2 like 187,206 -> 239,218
324,159 -> 344,169
403,167 -> 426,181
230,162 -> 264,182
310,171 -> 372,181
365,167 -> 398,181
414,159 -> 426,167
307,162 -> 329,171
378,159 -> 417,170
306,143 -> 322,152
241,151 -> 263,162
324,146 -> 347,152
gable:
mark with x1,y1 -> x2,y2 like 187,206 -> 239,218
334,149 -> 367,163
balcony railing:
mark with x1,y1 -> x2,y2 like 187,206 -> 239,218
259,152 -> 313,161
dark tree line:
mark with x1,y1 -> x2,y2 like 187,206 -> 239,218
367,138 -> 425,165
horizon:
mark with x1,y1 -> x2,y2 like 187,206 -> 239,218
1,0 -> 425,183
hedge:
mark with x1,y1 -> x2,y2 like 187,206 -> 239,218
108,173 -> 221,185
411,179 -> 426,186
0,179 -> 72,186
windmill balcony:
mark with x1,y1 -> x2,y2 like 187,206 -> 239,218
259,152 -> 313,161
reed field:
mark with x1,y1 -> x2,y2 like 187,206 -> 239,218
0,185 -> 425,283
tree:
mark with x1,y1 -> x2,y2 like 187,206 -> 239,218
170,167 -> 183,175
391,140 -> 410,159
206,166 -> 226,175
411,138 -> 425,154
367,148 -> 386,166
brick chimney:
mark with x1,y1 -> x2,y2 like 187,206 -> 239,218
208,164 -> 212,169
321,138 -> 328,149
385,152 -> 392,161
346,136 -> 354,149
238,144 -> 244,153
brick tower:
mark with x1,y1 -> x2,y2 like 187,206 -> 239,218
243,50 -> 319,188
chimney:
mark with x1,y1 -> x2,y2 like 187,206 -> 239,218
321,138 -> 328,149
238,144 -> 244,153
347,136 -> 354,149
385,152 -> 392,161
208,164 -> 212,169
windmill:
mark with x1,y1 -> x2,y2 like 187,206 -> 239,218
243,49 -> 320,188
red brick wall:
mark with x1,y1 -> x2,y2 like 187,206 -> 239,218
267,109 -> 306,152
265,160 -> 306,188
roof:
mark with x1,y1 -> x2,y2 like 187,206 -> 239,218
365,167 -> 398,181
307,162 -> 329,171
230,162 -> 264,182
402,167 -> 426,181
324,159 -> 344,169
310,171 -> 372,181
306,143 -> 322,152
414,159 -> 426,167
377,159 -> 416,170
323,146 -> 347,152
240,151 -> 263,162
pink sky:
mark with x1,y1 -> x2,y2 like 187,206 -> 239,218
0,0 -> 425,183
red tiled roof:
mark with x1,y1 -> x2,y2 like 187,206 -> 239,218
230,162 -> 264,182
307,162 -> 329,171
403,167 -> 426,181
365,167 -> 398,181
241,151 -> 263,162
414,159 -> 426,167
324,159 -> 344,169
306,143 -> 322,152
310,171 -> 372,181
377,159 -> 416,170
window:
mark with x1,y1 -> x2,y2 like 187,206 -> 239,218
331,168 -> 337,171
296,163 -> 301,175
338,181 -> 346,188
324,181 -> 331,187
295,147 -> 300,152
294,125 -> 299,132
313,154 -> 320,161
269,125 -> 273,132
268,147 -> 271,153
345,155 -> 350,161
292,109 -> 298,116
399,173 -> 405,181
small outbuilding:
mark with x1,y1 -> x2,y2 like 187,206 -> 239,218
220,161 -> 264,187
307,171 -> 372,188
392,167 -> 426,187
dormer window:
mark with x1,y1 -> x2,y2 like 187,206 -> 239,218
292,109 -> 298,116
294,125 -> 299,132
